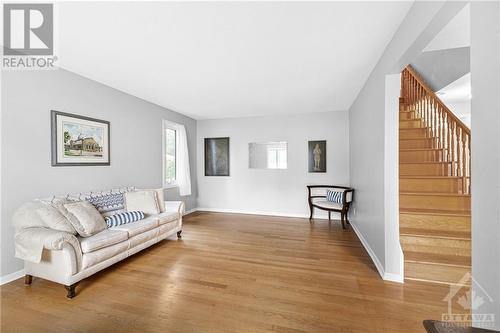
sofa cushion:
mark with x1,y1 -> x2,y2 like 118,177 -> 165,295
111,216 -> 158,237
124,190 -> 160,215
129,228 -> 159,248
79,229 -> 128,254
157,211 -> 178,225
314,200 -> 343,210
142,188 -> 166,213
82,241 -> 129,270
158,220 -> 178,235
63,201 -> 107,237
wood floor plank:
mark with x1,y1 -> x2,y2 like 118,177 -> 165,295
1,212 -> 467,333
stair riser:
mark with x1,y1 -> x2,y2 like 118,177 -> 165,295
400,178 -> 463,193
400,236 -> 471,256
400,128 -> 429,139
400,163 -> 450,176
400,150 -> 444,162
400,119 -> 424,129
400,213 -> 470,233
400,194 -> 470,211
399,111 -> 417,120
405,261 -> 471,285
399,138 -> 435,149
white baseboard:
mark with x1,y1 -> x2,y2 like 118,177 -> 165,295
195,207 -> 339,220
183,208 -> 198,216
0,269 -> 25,285
348,221 -> 403,283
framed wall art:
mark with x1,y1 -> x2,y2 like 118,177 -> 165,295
51,110 -> 110,166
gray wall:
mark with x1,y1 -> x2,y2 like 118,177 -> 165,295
197,112 -> 350,218
470,1 -> 500,329
348,1 -> 467,277
411,46 -> 470,91
1,69 -> 197,277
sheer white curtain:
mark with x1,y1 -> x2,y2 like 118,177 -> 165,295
175,124 -> 192,196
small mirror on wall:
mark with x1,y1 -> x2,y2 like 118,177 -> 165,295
249,142 -> 287,169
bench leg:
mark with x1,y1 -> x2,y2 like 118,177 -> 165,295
309,205 -> 313,220
328,211 -> 331,221
340,212 -> 346,230
24,275 -> 33,285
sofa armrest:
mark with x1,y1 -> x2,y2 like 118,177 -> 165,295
165,201 -> 185,228
15,227 -> 82,270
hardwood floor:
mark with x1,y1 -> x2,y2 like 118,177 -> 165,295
1,212 -> 468,333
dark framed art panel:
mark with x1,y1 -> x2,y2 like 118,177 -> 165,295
204,137 -> 230,176
51,110 -> 110,166
308,140 -> 326,173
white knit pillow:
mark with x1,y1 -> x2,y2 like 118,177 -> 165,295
124,190 -> 160,215
63,201 -> 107,237
142,188 -> 165,213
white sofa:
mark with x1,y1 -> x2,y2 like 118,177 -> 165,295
13,189 -> 184,298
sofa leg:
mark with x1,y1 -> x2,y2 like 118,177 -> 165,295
24,275 -> 33,285
64,283 -> 78,299
177,230 -> 182,239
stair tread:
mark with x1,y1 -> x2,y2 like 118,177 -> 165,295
404,251 -> 471,267
400,208 -> 471,217
401,192 -> 470,197
399,176 -> 462,179
400,161 -> 452,164
399,119 -> 422,122
400,227 -> 471,240
400,138 -> 435,141
399,148 -> 445,151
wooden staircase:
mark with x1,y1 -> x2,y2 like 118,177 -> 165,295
399,66 -> 471,285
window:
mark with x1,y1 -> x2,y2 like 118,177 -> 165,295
163,121 -> 177,187
267,147 -> 287,169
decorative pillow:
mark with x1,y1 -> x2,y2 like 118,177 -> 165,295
124,190 -> 160,215
37,198 -> 81,235
326,190 -> 344,204
143,188 -> 166,213
105,211 -> 145,228
36,205 -> 77,234
63,201 -> 107,237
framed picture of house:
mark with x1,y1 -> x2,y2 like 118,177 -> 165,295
308,140 -> 326,173
51,110 -> 110,166
205,137 -> 230,176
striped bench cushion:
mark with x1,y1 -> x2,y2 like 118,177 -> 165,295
326,190 -> 343,204
105,211 -> 145,228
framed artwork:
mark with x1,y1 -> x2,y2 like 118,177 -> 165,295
51,110 -> 110,166
308,140 -> 326,173
205,137 -> 230,176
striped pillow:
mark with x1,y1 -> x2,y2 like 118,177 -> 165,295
105,211 -> 144,228
326,190 -> 343,204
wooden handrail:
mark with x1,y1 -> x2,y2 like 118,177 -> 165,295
405,66 -> 470,135
401,65 -> 471,194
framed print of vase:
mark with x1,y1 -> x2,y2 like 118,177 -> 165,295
51,110 -> 110,166
308,140 -> 326,173
205,137 -> 230,176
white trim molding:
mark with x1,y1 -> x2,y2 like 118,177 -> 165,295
195,207 -> 338,220
348,221 -> 404,284
0,269 -> 25,285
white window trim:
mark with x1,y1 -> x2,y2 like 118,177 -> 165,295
162,120 -> 179,189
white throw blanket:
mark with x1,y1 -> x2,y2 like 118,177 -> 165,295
13,201 -> 82,267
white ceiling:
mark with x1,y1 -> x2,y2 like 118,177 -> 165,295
424,4 -> 470,52
58,2 -> 413,120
